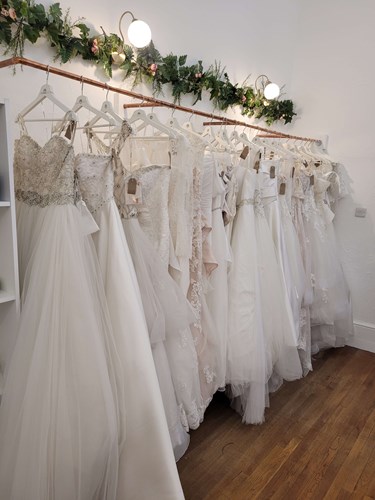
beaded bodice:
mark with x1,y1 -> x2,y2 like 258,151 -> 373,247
14,135 -> 75,207
75,154 -> 114,214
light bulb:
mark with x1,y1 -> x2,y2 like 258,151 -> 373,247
264,82 -> 280,100
127,19 -> 152,48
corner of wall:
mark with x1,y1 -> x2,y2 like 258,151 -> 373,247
346,321 -> 375,353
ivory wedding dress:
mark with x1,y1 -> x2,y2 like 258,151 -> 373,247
0,133 -> 123,500
75,127 -> 187,496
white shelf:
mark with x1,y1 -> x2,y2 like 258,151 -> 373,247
0,290 -> 16,304
0,99 -> 20,324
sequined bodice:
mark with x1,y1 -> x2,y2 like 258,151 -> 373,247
75,154 -> 114,213
14,135 -> 75,207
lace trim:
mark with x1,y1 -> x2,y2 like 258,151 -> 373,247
203,365 -> 216,385
16,188 -> 74,207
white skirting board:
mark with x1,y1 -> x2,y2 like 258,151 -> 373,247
346,321 -> 375,353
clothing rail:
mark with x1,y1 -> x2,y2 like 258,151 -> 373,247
203,124 -> 319,143
0,56 -> 321,143
123,103 -> 164,108
255,133 -> 318,142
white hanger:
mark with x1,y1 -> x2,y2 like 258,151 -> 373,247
239,130 -> 261,152
167,113 -> 214,150
71,95 -> 116,127
16,83 -> 77,124
128,109 -> 177,137
51,79 -> 116,136
85,86 -> 124,141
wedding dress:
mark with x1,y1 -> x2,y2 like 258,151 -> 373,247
253,171 -> 303,391
112,127 -> 205,432
227,163 -> 270,424
205,152 -> 232,390
0,133 -> 123,500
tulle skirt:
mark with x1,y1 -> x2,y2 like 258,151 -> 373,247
254,208 -> 303,388
308,201 -> 353,352
123,216 -> 204,434
227,202 -> 270,424
90,201 -> 187,493
0,202 -> 123,500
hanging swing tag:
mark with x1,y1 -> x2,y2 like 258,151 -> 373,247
270,165 -> 276,179
310,174 -> 315,186
254,160 -> 260,173
127,178 -> 137,195
240,145 -> 249,160
65,120 -> 77,140
125,178 -> 143,205
291,166 -> 295,178
279,182 -> 286,195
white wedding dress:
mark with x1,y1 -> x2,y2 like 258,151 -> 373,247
0,133 -> 123,500
205,152 -> 233,390
227,163 -> 270,424
113,129 -> 205,433
75,129 -> 188,493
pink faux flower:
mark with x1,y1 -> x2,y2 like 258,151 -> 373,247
150,63 -> 158,75
195,72 -> 202,79
1,8 -> 9,17
241,95 -> 247,103
8,7 -> 16,20
91,39 -> 99,55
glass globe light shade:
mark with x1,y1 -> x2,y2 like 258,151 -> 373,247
264,82 -> 280,100
127,19 -> 152,48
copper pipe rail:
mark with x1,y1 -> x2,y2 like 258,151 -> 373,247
0,56 -> 320,143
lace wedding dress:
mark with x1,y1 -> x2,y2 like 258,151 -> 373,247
113,126 -> 205,433
0,133 -> 123,500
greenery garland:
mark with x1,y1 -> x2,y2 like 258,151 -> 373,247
0,0 -> 297,125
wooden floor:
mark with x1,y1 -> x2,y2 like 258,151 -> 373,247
178,347 -> 375,499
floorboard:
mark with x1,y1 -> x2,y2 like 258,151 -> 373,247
178,347 -> 375,500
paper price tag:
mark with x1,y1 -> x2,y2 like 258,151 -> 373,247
279,182 -> 286,195
125,178 -> 143,205
240,145 -> 249,159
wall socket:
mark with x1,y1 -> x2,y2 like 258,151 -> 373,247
355,207 -> 367,218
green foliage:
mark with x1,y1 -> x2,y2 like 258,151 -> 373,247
0,1 -> 297,125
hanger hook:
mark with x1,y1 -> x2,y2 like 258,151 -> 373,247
137,97 -> 145,112
45,65 -> 50,84
188,110 -> 194,123
105,82 -> 110,100
80,75 -> 84,95
171,104 -> 176,118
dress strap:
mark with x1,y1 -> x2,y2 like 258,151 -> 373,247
16,115 -> 28,136
111,120 -> 133,157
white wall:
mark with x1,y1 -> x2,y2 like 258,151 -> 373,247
0,0 -> 374,350
283,0 -> 375,351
